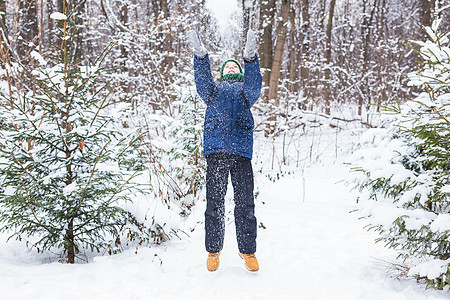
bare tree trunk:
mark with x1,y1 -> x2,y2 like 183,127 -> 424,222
375,0 -> 387,113
38,0 -> 44,53
119,0 -> 130,104
57,0 -> 68,41
288,2 -> 298,94
118,3 -> 128,66
0,0 -> 6,34
267,0 -> 290,102
319,0 -> 327,29
421,0 -> 435,27
57,0 -> 67,18
421,0 -> 435,40
259,0 -> 276,98
435,0 -> 443,18
46,0 -> 55,52
17,0 -> 39,64
299,0 -> 310,109
65,219 -> 75,263
159,0 -> 173,71
380,0 -> 388,37
0,0 -> 7,68
72,1 -> 85,63
359,0 -> 377,116
156,0 -> 173,111
322,0 -> 336,115
64,150 -> 75,263
55,1 -> 84,62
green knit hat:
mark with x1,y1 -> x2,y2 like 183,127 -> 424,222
220,59 -> 243,81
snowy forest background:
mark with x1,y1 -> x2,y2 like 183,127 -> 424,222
4,0 -> 450,122
0,0 -> 449,294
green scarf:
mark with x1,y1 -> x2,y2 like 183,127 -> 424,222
222,73 -> 244,81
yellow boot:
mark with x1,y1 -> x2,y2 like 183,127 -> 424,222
207,252 -> 220,272
239,253 -> 259,272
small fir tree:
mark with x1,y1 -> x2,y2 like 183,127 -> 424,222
350,18 -> 450,289
0,11 -> 155,263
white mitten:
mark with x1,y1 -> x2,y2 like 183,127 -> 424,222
244,29 -> 257,60
187,30 -> 207,58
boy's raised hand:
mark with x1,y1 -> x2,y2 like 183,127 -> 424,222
187,30 -> 207,58
244,29 -> 257,60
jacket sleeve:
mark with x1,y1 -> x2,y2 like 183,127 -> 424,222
194,54 -> 216,105
243,55 -> 263,108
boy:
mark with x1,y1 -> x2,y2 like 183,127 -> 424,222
187,29 -> 262,272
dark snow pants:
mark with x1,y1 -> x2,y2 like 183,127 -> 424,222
205,153 -> 257,254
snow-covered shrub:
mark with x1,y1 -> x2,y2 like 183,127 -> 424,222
0,13 -> 161,263
350,18 -> 450,290
166,90 -> 206,204
142,87 -> 206,216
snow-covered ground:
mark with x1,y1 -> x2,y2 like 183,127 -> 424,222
1,161 -> 448,300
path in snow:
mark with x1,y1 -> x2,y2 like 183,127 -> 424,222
0,164 -> 448,300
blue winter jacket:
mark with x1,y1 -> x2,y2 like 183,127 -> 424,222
194,54 -> 262,159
